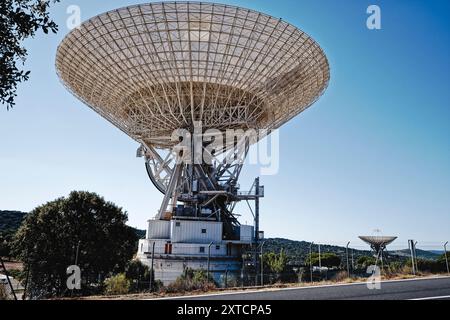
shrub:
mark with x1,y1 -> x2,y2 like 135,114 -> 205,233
192,269 -> 208,283
221,273 -> 239,288
332,271 -> 349,282
417,259 -> 442,273
305,252 -> 341,268
388,261 -> 404,274
356,256 -> 376,269
164,268 -> 216,293
153,279 -> 164,292
7,269 -> 25,283
125,259 -> 150,292
104,273 -> 131,295
437,252 -> 450,271
401,265 -> 413,275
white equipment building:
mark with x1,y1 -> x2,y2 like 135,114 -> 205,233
138,219 -> 254,284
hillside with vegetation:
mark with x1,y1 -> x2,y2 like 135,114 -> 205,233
0,210 -> 27,232
264,238 -> 441,264
0,211 -> 28,259
264,238 -> 372,265
390,249 -> 440,261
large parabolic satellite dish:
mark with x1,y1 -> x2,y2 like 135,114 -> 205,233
56,1 -> 329,149
359,236 -> 398,251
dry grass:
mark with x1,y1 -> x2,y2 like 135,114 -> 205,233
57,272 -> 449,300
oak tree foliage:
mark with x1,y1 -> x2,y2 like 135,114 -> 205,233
1,0 -> 60,109
13,191 -> 137,298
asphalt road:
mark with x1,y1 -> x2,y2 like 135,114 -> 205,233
174,277 -> 450,300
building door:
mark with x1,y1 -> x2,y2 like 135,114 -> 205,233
165,242 -> 172,254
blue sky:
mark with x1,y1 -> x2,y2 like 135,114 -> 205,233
0,0 -> 449,250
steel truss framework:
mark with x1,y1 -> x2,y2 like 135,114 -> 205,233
139,133 -> 261,239
56,1 -> 330,149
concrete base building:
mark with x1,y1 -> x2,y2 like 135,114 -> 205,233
137,218 -> 254,285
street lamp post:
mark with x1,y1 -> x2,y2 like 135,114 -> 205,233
309,242 -> 314,282
444,241 -> 449,276
346,242 -> 350,278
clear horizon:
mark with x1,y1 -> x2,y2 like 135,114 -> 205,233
1,0 -> 449,251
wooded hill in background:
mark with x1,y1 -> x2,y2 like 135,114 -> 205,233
0,211 -> 440,262
263,238 -> 440,264
0,210 -> 27,233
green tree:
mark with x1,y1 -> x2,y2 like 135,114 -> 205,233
356,256 -> 376,269
125,259 -> 150,292
13,191 -> 137,298
1,0 -> 60,109
264,249 -> 288,274
262,250 -> 297,283
305,252 -> 341,268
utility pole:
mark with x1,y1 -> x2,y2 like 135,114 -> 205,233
309,242 -> 314,282
346,242 -> 350,278
150,242 -> 155,292
444,241 -> 449,276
